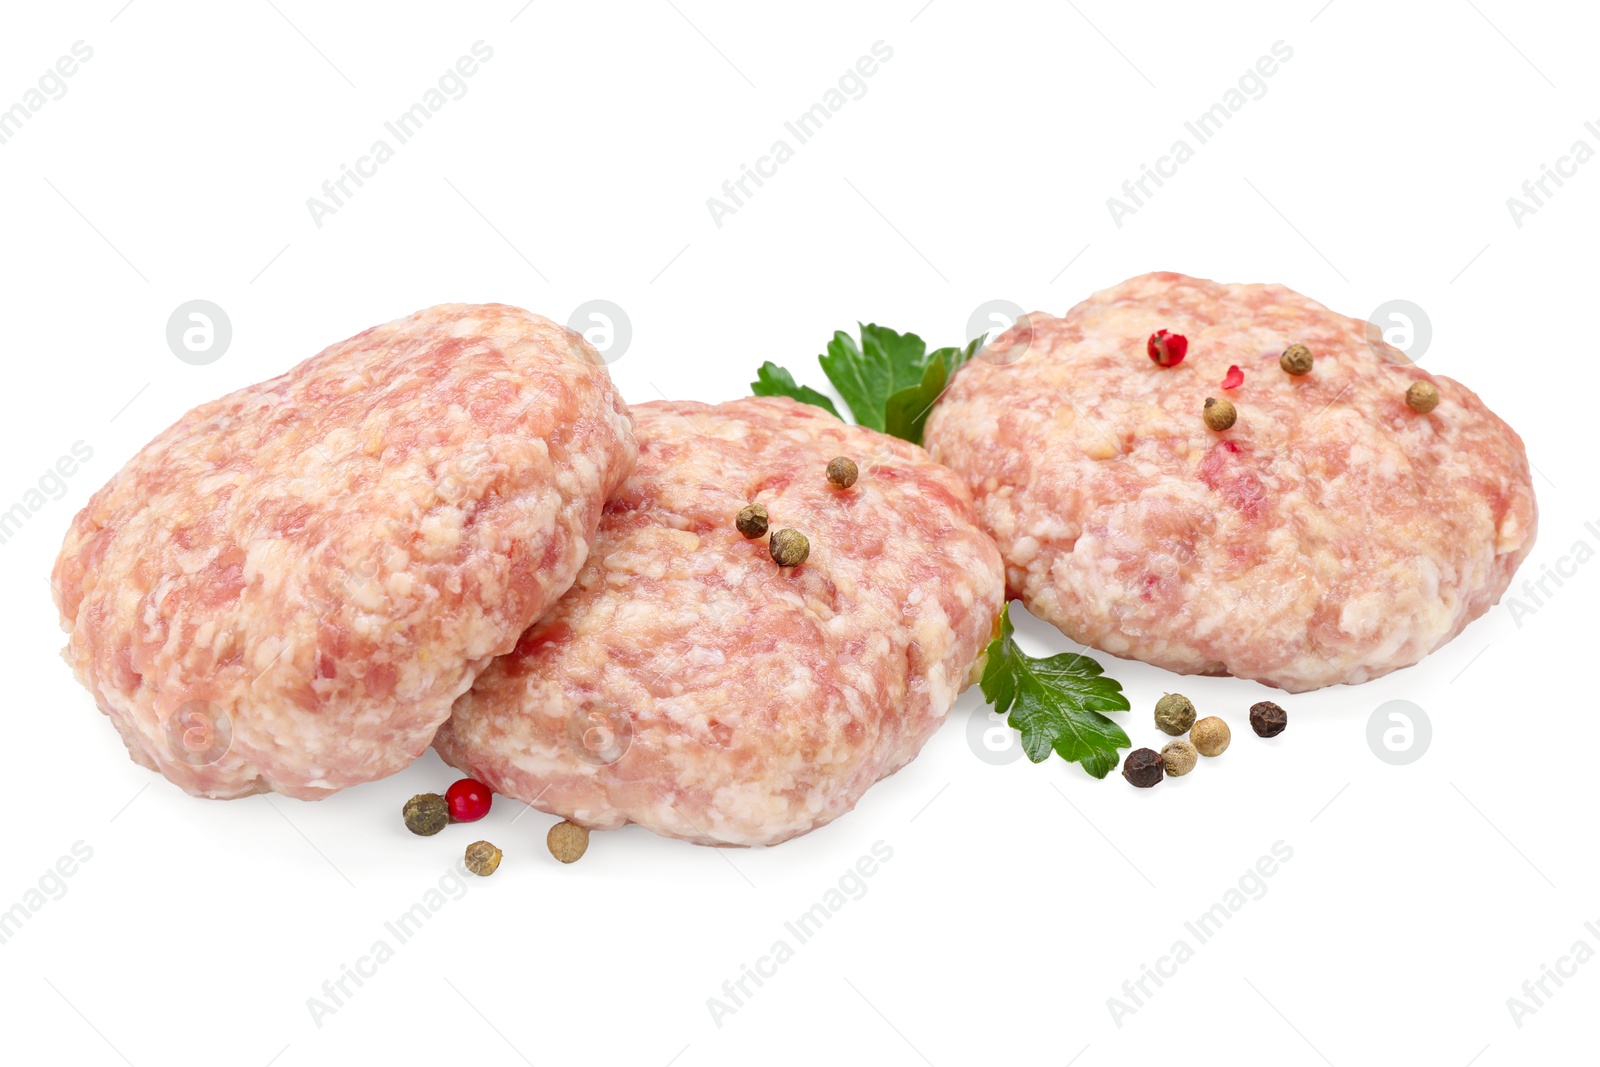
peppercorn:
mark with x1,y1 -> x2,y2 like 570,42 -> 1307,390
1406,380 -> 1439,413
736,503 -> 769,539
464,840 -> 502,876
826,456 -> 858,489
1154,693 -> 1197,736
1161,739 -> 1198,777
1203,397 -> 1236,431
1280,343 -> 1314,376
1147,329 -> 1188,367
769,528 -> 809,567
547,820 -> 589,864
403,793 -> 450,836
445,778 -> 492,822
1190,716 -> 1231,756
1250,700 -> 1288,738
1122,747 -> 1165,788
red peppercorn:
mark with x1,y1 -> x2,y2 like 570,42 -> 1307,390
1221,364 -> 1244,390
445,778 -> 492,822
1146,329 -> 1188,367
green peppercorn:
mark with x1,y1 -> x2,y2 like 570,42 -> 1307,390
769,528 -> 810,567
1154,693 -> 1197,736
465,840 -> 502,876
1203,397 -> 1236,431
826,456 -> 859,489
403,793 -> 449,836
1280,343 -> 1314,375
1406,380 -> 1439,413
1161,739 -> 1198,777
736,503 -> 768,539
1122,747 -> 1165,788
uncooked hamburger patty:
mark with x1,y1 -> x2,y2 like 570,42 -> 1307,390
52,304 -> 636,799
433,397 -> 1004,847
924,272 -> 1536,692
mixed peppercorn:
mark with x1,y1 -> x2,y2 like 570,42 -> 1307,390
1141,328 -> 1443,432
1121,692 -> 1288,789
401,776 -> 594,870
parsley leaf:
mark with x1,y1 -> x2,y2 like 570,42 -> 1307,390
751,361 -> 841,419
818,327 -> 912,432
980,604 -> 1132,779
753,325 -> 983,445
882,337 -> 983,445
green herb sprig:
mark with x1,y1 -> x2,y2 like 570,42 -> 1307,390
751,324 -> 981,446
980,604 -> 1133,779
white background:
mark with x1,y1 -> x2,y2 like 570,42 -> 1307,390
1,2 -> 1595,1065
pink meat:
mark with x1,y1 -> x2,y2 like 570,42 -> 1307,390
52,304 -> 636,798
924,272 -> 1537,692
433,397 -> 1005,847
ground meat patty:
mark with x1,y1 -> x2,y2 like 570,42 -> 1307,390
52,304 -> 636,799
433,397 -> 1004,847
924,272 -> 1536,692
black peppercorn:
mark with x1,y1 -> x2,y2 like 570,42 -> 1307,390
826,456 -> 859,489
1122,747 -> 1165,788
1250,700 -> 1288,738
403,793 -> 449,836
736,503 -> 768,539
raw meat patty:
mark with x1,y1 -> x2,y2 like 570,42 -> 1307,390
433,397 -> 1004,847
924,272 -> 1536,692
52,304 -> 636,799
